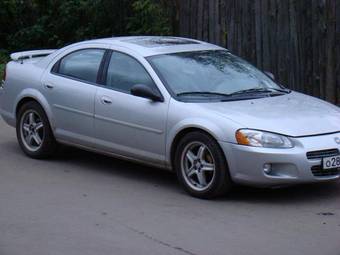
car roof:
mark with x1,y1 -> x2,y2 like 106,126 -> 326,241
86,36 -> 224,57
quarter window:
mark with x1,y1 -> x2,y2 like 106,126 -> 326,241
106,52 -> 156,93
57,49 -> 105,83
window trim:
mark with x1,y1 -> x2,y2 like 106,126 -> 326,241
97,50 -> 112,85
51,48 -> 107,86
50,48 -> 165,101
100,49 -> 164,101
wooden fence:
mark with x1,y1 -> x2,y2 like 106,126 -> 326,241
178,0 -> 340,104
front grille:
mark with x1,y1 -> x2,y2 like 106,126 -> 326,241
311,165 -> 340,177
306,149 -> 339,160
307,149 -> 340,177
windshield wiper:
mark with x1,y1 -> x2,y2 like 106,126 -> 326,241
176,91 -> 230,97
229,87 -> 289,96
176,88 -> 291,101
270,87 -> 291,93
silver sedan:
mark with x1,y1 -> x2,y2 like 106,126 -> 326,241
1,36 -> 340,198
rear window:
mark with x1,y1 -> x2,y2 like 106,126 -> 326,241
55,49 -> 105,83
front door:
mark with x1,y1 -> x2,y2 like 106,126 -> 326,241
94,51 -> 168,165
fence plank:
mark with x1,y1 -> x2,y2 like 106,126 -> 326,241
177,0 -> 339,104
336,0 -> 340,104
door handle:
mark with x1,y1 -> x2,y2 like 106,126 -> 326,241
101,96 -> 112,105
44,83 -> 54,89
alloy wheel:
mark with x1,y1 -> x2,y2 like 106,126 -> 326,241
181,141 -> 216,191
20,110 -> 44,152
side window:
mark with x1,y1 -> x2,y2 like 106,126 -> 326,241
106,52 -> 156,93
56,49 -> 105,83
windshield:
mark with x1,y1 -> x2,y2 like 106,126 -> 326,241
148,50 -> 283,99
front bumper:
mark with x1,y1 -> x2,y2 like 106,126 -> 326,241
219,133 -> 340,187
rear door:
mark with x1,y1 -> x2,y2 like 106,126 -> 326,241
41,47 -> 106,146
94,50 -> 169,165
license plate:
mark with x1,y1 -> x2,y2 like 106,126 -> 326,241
323,155 -> 340,169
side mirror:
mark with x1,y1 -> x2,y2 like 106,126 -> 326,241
131,84 -> 163,102
265,71 -> 275,80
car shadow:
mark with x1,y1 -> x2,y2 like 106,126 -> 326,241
4,141 -> 340,204
224,183 -> 340,205
54,144 -> 180,192
56,145 -> 340,204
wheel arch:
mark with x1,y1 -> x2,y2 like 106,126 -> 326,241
168,124 -> 222,170
14,89 -> 55,130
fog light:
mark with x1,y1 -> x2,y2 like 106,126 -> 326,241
263,163 -> 272,174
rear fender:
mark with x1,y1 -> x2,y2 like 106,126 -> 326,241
14,89 -> 55,129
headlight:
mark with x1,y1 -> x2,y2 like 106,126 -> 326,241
235,129 -> 293,148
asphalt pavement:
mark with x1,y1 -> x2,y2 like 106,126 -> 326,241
0,117 -> 339,255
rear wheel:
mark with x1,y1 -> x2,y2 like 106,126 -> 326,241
174,131 -> 232,199
16,101 -> 57,158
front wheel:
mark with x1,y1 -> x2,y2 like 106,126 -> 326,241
16,101 -> 57,159
174,131 -> 233,199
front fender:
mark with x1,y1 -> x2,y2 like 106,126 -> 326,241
165,117 -> 235,166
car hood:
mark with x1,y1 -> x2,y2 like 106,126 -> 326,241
200,92 -> 340,137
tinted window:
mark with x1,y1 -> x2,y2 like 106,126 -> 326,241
58,49 -> 105,83
106,52 -> 156,93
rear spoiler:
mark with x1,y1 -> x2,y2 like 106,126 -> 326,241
10,49 -> 57,61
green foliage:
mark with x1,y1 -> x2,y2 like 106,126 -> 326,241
0,0 -> 175,52
127,0 -> 172,35
0,50 -> 9,80
0,64 -> 5,81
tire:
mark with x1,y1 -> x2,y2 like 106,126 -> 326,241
174,131 -> 232,199
16,101 -> 57,159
